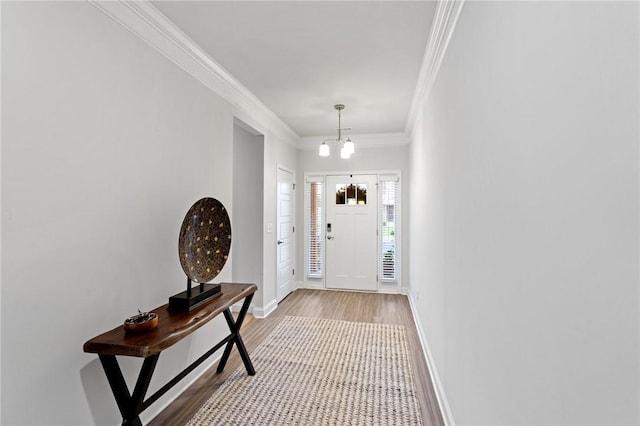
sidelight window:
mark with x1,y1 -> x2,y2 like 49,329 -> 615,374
379,175 -> 399,281
305,176 -> 324,278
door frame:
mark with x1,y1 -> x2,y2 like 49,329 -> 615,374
303,170 -> 402,294
276,164 -> 296,303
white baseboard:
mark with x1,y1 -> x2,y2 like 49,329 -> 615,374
253,298 -> 277,319
407,291 -> 455,426
378,281 -> 401,294
377,288 -> 401,295
303,281 -> 325,290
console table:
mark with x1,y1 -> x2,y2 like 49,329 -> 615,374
83,283 -> 257,426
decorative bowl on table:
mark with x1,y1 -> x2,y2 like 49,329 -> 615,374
123,310 -> 158,334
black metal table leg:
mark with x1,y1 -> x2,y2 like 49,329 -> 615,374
216,293 -> 255,375
99,354 -> 160,426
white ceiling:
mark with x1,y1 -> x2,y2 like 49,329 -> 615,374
151,1 -> 436,139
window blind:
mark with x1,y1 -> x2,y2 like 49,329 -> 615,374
305,176 -> 324,278
379,175 -> 399,281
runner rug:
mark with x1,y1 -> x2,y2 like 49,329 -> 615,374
187,316 -> 423,425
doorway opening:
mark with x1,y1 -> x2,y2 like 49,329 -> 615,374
232,119 -> 264,295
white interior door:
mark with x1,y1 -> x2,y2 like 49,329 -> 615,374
277,168 -> 294,302
326,174 -> 378,291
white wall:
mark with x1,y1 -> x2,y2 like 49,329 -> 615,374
410,2 -> 639,425
297,145 -> 410,290
232,123 -> 264,300
299,145 -> 409,175
1,2 -> 297,424
231,117 -> 297,315
260,129 -> 297,314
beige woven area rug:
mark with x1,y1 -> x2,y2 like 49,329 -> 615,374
187,316 -> 423,425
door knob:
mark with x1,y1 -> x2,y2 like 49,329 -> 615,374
277,240 -> 284,245
327,235 -> 334,240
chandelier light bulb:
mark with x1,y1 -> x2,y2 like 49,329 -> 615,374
340,146 -> 351,159
319,142 -> 330,157
343,139 -> 355,155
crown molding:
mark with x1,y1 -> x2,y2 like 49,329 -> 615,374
405,0 -> 465,137
299,132 -> 409,151
89,0 -> 299,146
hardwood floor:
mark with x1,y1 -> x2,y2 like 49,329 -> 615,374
149,289 -> 444,426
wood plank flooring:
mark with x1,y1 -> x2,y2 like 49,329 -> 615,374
149,289 -> 444,426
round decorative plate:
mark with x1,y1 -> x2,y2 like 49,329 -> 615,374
178,198 -> 231,283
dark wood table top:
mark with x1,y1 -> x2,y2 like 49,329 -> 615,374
83,283 -> 257,358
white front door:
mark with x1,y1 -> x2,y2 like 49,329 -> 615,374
326,174 -> 378,291
277,168 -> 294,302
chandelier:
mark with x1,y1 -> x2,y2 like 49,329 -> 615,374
319,104 -> 355,159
